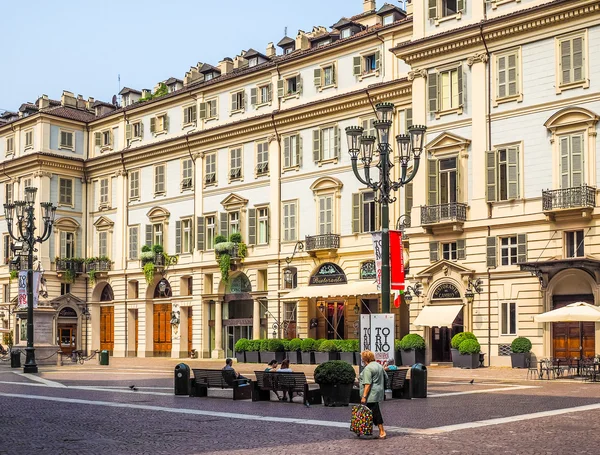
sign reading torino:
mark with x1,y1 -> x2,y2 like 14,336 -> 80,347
360,313 -> 395,365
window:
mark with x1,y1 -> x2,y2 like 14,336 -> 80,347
486,146 -> 520,202
60,231 -> 75,258
129,226 -> 139,259
313,126 -> 340,163
181,158 -> 193,190
98,231 -> 108,257
428,66 -> 463,114
340,28 -> 352,39
559,133 -> 584,189
428,157 -> 457,205
361,117 -> 376,138
126,121 -> 143,144
318,195 -> 333,234
428,0 -> 465,20
282,201 -> 297,242
154,164 -> 166,194
5,183 -> 13,204
231,91 -> 245,112
566,230 -> 584,258
150,114 -> 169,134
229,148 -> 242,180
181,105 -> 197,126
558,33 -> 586,88
442,242 -> 457,261
352,191 -> 377,234
500,236 -> 518,266
405,182 -> 413,217
4,234 -> 11,264
283,134 -> 301,169
323,66 -> 334,86
251,84 -> 272,106
353,52 -> 381,77
59,178 -> 73,206
256,141 -> 269,175
228,212 -> 240,235
500,302 -> 517,336
314,63 -> 337,89
382,14 -> 394,25
182,219 -> 192,253
249,57 -> 258,68
284,47 -> 293,55
205,153 -> 216,185
205,73 -> 214,81
5,136 -> 14,155
102,130 -> 111,147
99,178 -> 109,207
24,130 -> 33,150
496,50 -> 520,100
153,224 -> 163,246
205,216 -> 216,250
258,207 -> 269,245
129,170 -> 140,200
283,268 -> 298,289
59,130 -> 74,150
284,302 -> 297,321
94,130 -> 112,149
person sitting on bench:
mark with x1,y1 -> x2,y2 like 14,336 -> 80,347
265,359 -> 278,372
223,358 -> 249,382
277,359 -> 294,401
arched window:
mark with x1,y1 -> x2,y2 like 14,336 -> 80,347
154,279 -> 172,299
100,284 -> 114,302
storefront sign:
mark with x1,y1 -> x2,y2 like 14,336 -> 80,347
432,283 -> 461,299
309,263 -> 347,286
360,313 -> 395,365
17,271 -> 40,310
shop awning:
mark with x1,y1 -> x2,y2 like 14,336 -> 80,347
413,304 -> 463,327
283,280 -> 379,300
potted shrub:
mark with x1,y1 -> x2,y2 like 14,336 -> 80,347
287,338 -> 302,364
338,340 -> 355,365
258,339 -> 270,363
300,338 -> 316,364
260,339 -> 286,363
245,340 -> 260,363
314,360 -> 356,407
510,337 -> 532,369
314,339 -> 339,363
234,338 -> 249,363
398,334 -> 426,366
456,338 -> 481,369
451,332 -> 477,367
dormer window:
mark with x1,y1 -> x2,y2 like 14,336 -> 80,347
284,47 -> 293,55
122,95 -> 130,106
205,73 -> 214,81
340,28 -> 352,39
249,57 -> 259,67
317,39 -> 331,48
169,85 -> 177,93
383,14 -> 394,25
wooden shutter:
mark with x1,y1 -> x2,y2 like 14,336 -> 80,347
507,147 -> 519,199
457,65 -> 464,107
457,239 -> 466,260
457,0 -> 465,12
145,225 -> 153,247
250,88 -> 258,106
267,83 -> 272,102
497,55 -> 507,99
429,242 -> 439,263
428,72 -> 438,112
94,132 -> 101,147
266,207 -> 270,244
197,216 -> 205,251
190,105 -> 197,122
164,115 -> 169,131
314,68 -> 322,88
517,234 -> 527,264
352,193 -> 361,234
183,107 -> 189,124
428,0 -> 437,19
220,212 -> 228,237
231,93 -> 238,111
125,124 -> 132,141
332,62 -> 337,84
247,208 -> 256,246
277,79 -> 285,98
150,117 -> 156,133
175,221 -> 182,254
560,136 -> 570,188
353,56 -> 362,76
283,136 -> 291,168
486,237 -> 497,268
405,183 -> 413,215
405,108 -> 413,132
296,75 -> 303,94
60,231 -> 67,258
571,134 -> 584,187
140,121 -> 144,138
572,36 -> 584,82
375,50 -> 381,70
199,102 -> 207,119
296,135 -> 302,167
313,129 -> 320,162
334,125 -> 340,159
428,159 -> 438,206
560,39 -> 571,84
507,53 -> 518,96
486,150 -> 497,202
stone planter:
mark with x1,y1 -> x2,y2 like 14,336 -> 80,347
510,352 -> 531,369
314,352 -> 339,364
338,352 -> 355,364
319,383 -> 353,407
260,351 -> 286,363
454,353 -> 479,369
301,351 -> 315,364
286,351 -> 301,364
401,349 -> 426,366
245,351 -> 260,363
234,351 -> 245,363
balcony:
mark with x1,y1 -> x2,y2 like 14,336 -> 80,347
305,234 -> 340,257
421,203 -> 467,233
215,242 -> 246,271
542,185 -> 596,221
56,259 -> 85,274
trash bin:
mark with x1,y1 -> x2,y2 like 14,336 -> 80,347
174,363 -> 191,396
11,351 -> 21,368
99,350 -> 109,366
410,363 -> 427,398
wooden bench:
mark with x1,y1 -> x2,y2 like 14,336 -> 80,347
350,367 -> 410,402
190,368 -> 252,400
252,371 -> 321,405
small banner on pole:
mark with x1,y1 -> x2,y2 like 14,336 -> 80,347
371,231 -> 382,291
17,271 -> 41,310
390,230 -> 404,291
360,313 -> 395,365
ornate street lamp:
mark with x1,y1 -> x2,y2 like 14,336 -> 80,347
465,278 -> 483,304
4,187 -> 56,373
346,103 -> 426,313
404,283 -> 423,302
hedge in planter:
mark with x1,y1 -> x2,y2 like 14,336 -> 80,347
398,333 -> 426,366
261,338 -> 286,363
456,338 -> 481,369
314,360 -> 356,406
337,340 -> 355,365
300,338 -> 316,364
245,340 -> 261,363
234,338 -> 249,363
450,332 -> 477,366
314,339 -> 339,364
287,338 -> 302,364
510,337 -> 532,369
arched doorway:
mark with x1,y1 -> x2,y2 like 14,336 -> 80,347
153,279 -> 172,357
57,306 -> 78,356
428,282 -> 464,363
221,273 -> 254,358
309,263 -> 348,340
99,284 -> 114,354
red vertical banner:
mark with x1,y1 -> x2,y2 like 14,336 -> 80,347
390,230 -> 404,293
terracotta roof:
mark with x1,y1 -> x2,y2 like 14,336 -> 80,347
91,100 -> 116,109
244,48 -> 270,60
165,77 -> 183,85
19,103 -> 38,112
277,36 -> 295,47
119,87 -> 142,95
198,63 -> 220,74
44,106 -> 96,122
350,9 -> 376,21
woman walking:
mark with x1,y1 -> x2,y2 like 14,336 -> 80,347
359,350 -> 387,439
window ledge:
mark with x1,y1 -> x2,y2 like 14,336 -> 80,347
493,94 -> 523,107
556,79 -> 589,94
254,102 -> 272,109
59,146 -> 75,152
182,122 -> 196,129
204,182 -> 217,189
153,130 -> 167,137
180,187 -> 194,193
491,0 -> 521,10
129,137 -> 142,145
229,109 -> 245,116
5,152 -> 14,157
100,146 -> 113,153
434,106 -> 463,119
434,12 -> 462,26
282,165 -> 301,174
129,197 -> 140,202
255,172 -> 270,179
317,157 -> 339,167
154,192 -> 166,198
24,146 -> 33,151
58,203 -> 74,209
358,70 -> 380,82
204,117 -> 218,123
318,84 -> 337,92
229,178 -> 244,183
282,93 -> 300,102
98,203 -> 111,211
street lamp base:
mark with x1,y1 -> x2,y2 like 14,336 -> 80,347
23,364 -> 38,374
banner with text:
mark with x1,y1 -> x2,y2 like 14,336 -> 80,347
371,232 -> 382,290
360,313 -> 395,365
17,271 -> 41,310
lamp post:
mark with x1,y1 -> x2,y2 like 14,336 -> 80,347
4,187 -> 56,373
346,102 -> 426,313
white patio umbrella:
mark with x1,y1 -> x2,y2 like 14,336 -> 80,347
534,301 -> 600,323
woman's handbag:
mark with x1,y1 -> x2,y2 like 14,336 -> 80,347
350,404 -> 373,437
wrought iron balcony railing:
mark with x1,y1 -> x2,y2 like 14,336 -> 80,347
86,259 -> 112,272
56,259 -> 85,274
305,234 -> 341,251
421,203 -> 467,225
542,185 -> 596,211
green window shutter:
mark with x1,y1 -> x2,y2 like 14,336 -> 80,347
247,208 -> 256,246
405,108 -> 413,132
517,234 -> 527,264
94,132 -> 101,147
405,183 -> 413,215
507,53 -> 518,96
457,65 -> 464,107
266,207 -> 270,244
219,212 -> 228,237
486,150 -> 497,202
429,242 -> 439,263
560,136 -> 570,188
428,159 -> 438,206
267,83 -> 273,102
199,102 -> 207,119
375,50 -> 381,70
183,107 -> 189,124
457,0 -> 465,12
145,225 -> 153,247
296,75 -> 303,94
428,72 -> 438,112
191,105 -> 197,122
332,63 -> 337,84
197,216 -> 205,251
457,239 -> 466,260
560,39 -> 571,84
573,36 -> 584,82
164,115 -> 169,131
125,124 -> 132,141
231,93 -> 238,111
150,117 -> 156,133
140,121 -> 144,138
283,136 -> 291,168
497,55 -> 507,98
486,237 -> 497,268
250,88 -> 258,106
334,125 -> 340,159
352,193 -> 361,234
296,135 -> 302,167
277,79 -> 285,98
313,129 -> 320,162
60,231 -> 67,258
571,134 -> 583,187
428,0 -> 437,19
175,220 -> 182,254
507,147 -> 519,199
353,56 -> 362,76
314,68 -> 322,88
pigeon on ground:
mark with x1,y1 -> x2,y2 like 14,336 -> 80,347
129,385 -> 135,389
469,379 -> 475,384
132,387 -> 139,391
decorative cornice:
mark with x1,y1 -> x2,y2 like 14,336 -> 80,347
32,170 -> 52,178
467,52 -> 489,67
408,69 -> 428,80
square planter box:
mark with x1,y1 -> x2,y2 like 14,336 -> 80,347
400,349 -> 425,366
286,351 -> 301,364
301,351 -> 315,364
245,351 -> 260,363
453,353 -> 479,369
313,352 -> 339,364
338,352 -> 355,364
511,352 -> 531,369
260,351 -> 285,363
234,352 -> 245,363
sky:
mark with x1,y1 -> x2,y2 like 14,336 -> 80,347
0,0 -> 382,112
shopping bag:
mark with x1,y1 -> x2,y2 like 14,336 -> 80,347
350,404 -> 373,437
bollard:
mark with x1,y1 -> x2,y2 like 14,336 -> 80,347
56,351 -> 63,367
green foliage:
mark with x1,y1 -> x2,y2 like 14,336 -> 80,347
267,339 -> 285,352
154,82 -> 168,98
3,331 -> 13,348
140,251 -> 154,262
9,270 -> 18,282
229,232 -> 242,243
314,339 -> 325,351
163,253 -> 178,267
300,338 -> 316,352
314,360 -> 356,385
214,235 -> 227,245
348,339 -> 359,352
63,269 -> 76,284
237,242 -> 247,260
219,254 -> 231,283
511,337 -> 532,353
282,339 -> 291,351
335,339 -> 358,352
259,339 -> 269,351
458,339 -> 481,355
319,340 -> 339,352
234,338 -> 249,352
152,244 -> 164,254
288,338 -> 302,351
246,340 -> 260,352
141,245 -> 152,253
143,262 -> 155,285
88,269 -> 97,285
215,242 -> 235,253
451,332 -> 477,349
394,339 -> 402,351
399,334 -> 426,351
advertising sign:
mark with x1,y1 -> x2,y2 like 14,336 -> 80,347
360,313 -> 395,365
17,271 -> 40,310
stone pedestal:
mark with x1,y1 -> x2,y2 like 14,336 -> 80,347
15,308 -> 60,366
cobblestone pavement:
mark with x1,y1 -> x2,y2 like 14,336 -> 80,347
2,361 -> 600,454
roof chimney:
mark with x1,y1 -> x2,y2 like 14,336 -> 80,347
61,90 -> 77,107
38,94 -> 50,110
219,58 -> 234,75
86,97 -> 95,111
296,30 -> 310,51
76,94 -> 86,110
363,0 -> 376,12
266,42 -> 276,58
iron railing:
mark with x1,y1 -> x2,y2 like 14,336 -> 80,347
86,260 -> 112,272
56,259 -> 85,274
215,244 -> 240,260
305,234 -> 340,251
542,185 -> 596,211
421,203 -> 467,225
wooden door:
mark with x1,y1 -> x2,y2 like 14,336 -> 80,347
552,295 -> 596,360
153,303 -> 172,356
59,326 -> 76,355
187,307 -> 193,355
100,306 -> 114,353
